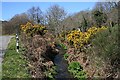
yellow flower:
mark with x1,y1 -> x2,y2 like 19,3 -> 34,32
66,26 -> 108,49
20,22 -> 47,35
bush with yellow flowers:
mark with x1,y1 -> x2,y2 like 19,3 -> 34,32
21,22 -> 47,36
67,26 -> 107,49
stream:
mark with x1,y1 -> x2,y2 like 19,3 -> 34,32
53,44 -> 74,79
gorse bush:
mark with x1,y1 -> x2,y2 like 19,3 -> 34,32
67,26 -> 107,49
21,22 -> 47,36
88,25 -> 119,74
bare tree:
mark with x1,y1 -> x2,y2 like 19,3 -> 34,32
27,6 -> 45,25
46,4 -> 67,35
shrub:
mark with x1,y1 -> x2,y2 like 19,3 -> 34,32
88,25 -> 119,75
63,53 -> 69,60
59,43 -> 67,50
21,22 -> 47,36
67,26 -> 107,49
68,61 -> 86,80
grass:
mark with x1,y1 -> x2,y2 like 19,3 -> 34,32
2,37 -> 31,78
1,34 -> 15,36
0,64 -> 2,80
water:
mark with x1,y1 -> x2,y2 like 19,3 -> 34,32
54,54 -> 73,79
53,45 -> 74,79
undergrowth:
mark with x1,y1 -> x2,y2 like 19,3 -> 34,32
68,61 -> 87,80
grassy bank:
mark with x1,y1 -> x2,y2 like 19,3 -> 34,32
2,37 -> 31,78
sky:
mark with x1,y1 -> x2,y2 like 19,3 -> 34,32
1,2 -> 96,21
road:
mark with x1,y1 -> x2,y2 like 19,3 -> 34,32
0,36 -> 14,63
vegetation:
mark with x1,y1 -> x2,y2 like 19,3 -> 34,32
87,25 -> 119,75
44,66 -> 57,80
64,53 -> 69,60
2,2 -> 119,79
21,22 -> 47,36
67,26 -> 107,49
2,37 -> 31,78
59,43 -> 67,50
46,4 -> 67,35
68,61 -> 86,80
92,10 -> 107,27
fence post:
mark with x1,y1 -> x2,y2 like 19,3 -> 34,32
16,34 -> 19,53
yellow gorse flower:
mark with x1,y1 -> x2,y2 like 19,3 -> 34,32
20,22 -> 47,36
67,26 -> 108,49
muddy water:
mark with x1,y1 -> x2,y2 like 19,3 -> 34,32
53,45 -> 74,79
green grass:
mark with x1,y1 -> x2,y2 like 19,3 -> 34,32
0,64 -> 2,80
1,34 -> 15,36
2,37 -> 31,78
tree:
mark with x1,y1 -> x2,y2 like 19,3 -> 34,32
27,6 -> 45,25
10,13 -> 29,25
93,2 -> 118,27
2,13 -> 29,35
92,10 -> 107,27
81,15 -> 88,32
46,4 -> 67,35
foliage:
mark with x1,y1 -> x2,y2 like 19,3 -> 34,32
44,66 -> 57,80
92,10 -> 107,27
2,37 -> 31,78
2,13 -> 29,35
68,61 -> 86,80
63,53 -> 69,60
59,43 -> 67,50
89,25 -> 120,71
81,15 -> 88,32
67,26 -> 107,49
21,22 -> 47,36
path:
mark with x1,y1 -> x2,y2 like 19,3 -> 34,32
0,36 -> 14,63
